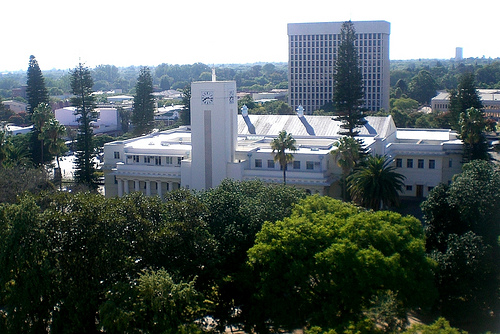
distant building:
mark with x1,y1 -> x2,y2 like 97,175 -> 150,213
456,47 -> 463,61
2,100 -> 27,113
103,79 -> 462,200
287,20 -> 391,114
55,107 -> 120,133
431,89 -> 500,119
11,86 -> 27,99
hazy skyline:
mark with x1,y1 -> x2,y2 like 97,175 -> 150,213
2,0 -> 498,72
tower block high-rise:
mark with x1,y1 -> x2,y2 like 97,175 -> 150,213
287,21 -> 390,114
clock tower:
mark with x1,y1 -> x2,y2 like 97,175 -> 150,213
189,79 -> 238,190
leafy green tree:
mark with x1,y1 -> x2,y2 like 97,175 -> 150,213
333,21 -> 366,137
270,130 -> 297,185
458,107 -> 488,162
421,160 -> 500,327
26,55 -> 49,114
347,155 -> 406,210
408,70 -> 438,105
247,195 -> 435,332
100,269 -> 205,334
32,102 -> 53,165
448,72 -> 483,130
331,136 -> 365,200
70,63 -> 98,189
132,66 -> 155,135
403,317 -> 467,334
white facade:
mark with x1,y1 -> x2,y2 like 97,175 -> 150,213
287,20 -> 391,114
55,107 -> 119,133
103,80 -> 463,199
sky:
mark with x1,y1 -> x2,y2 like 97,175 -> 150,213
1,0 -> 499,72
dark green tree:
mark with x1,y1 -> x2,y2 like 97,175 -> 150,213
180,85 -> 191,125
132,66 -> 155,135
26,55 -> 50,165
421,160 -> 500,327
347,155 -> 406,210
270,130 -> 297,185
459,107 -> 488,162
70,63 -> 98,189
408,70 -> 438,105
32,102 -> 53,165
26,55 -> 49,114
448,72 -> 483,130
333,21 -> 366,137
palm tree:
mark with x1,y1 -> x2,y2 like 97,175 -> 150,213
40,118 -> 66,171
347,155 -> 405,211
331,136 -> 365,200
271,130 -> 297,185
32,102 -> 53,165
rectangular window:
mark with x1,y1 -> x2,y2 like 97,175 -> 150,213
396,158 -> 402,168
177,157 -> 183,165
133,155 -> 140,163
418,159 -> 424,169
406,185 -> 413,191
293,161 -> 301,169
114,151 -> 120,159
429,159 -> 436,169
155,156 -> 161,165
255,159 -> 262,168
449,159 -> 453,168
306,161 -> 314,170
144,156 -> 151,164
407,159 -> 413,168
165,157 -> 173,165
267,160 -> 275,169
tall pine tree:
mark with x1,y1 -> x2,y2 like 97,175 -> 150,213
26,55 -> 49,114
333,21 -> 366,137
449,72 -> 483,130
70,63 -> 98,189
26,55 -> 51,165
132,67 -> 155,135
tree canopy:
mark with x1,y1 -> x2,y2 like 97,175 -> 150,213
132,66 -> 155,135
248,195 -> 435,332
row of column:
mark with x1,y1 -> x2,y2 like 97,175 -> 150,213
116,179 -> 176,198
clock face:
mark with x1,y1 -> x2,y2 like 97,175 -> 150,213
201,91 -> 214,105
228,90 -> 235,104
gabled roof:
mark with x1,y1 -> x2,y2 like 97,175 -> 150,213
237,115 -> 394,138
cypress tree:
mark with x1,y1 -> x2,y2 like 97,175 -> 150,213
333,21 -> 366,137
132,67 -> 155,135
26,55 -> 49,114
26,55 -> 51,165
70,63 -> 98,189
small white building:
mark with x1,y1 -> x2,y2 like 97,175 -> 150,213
55,107 -> 119,133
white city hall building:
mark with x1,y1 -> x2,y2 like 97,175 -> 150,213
103,79 -> 463,199
287,20 -> 391,114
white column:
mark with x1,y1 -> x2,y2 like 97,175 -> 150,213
134,180 -> 139,192
146,180 -> 151,196
117,179 -> 123,197
157,181 -> 162,198
168,181 -> 173,192
124,179 -> 129,194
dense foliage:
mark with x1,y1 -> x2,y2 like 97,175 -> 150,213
248,195 -> 435,333
0,180 -> 306,334
421,160 -> 500,329
132,67 -> 155,135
